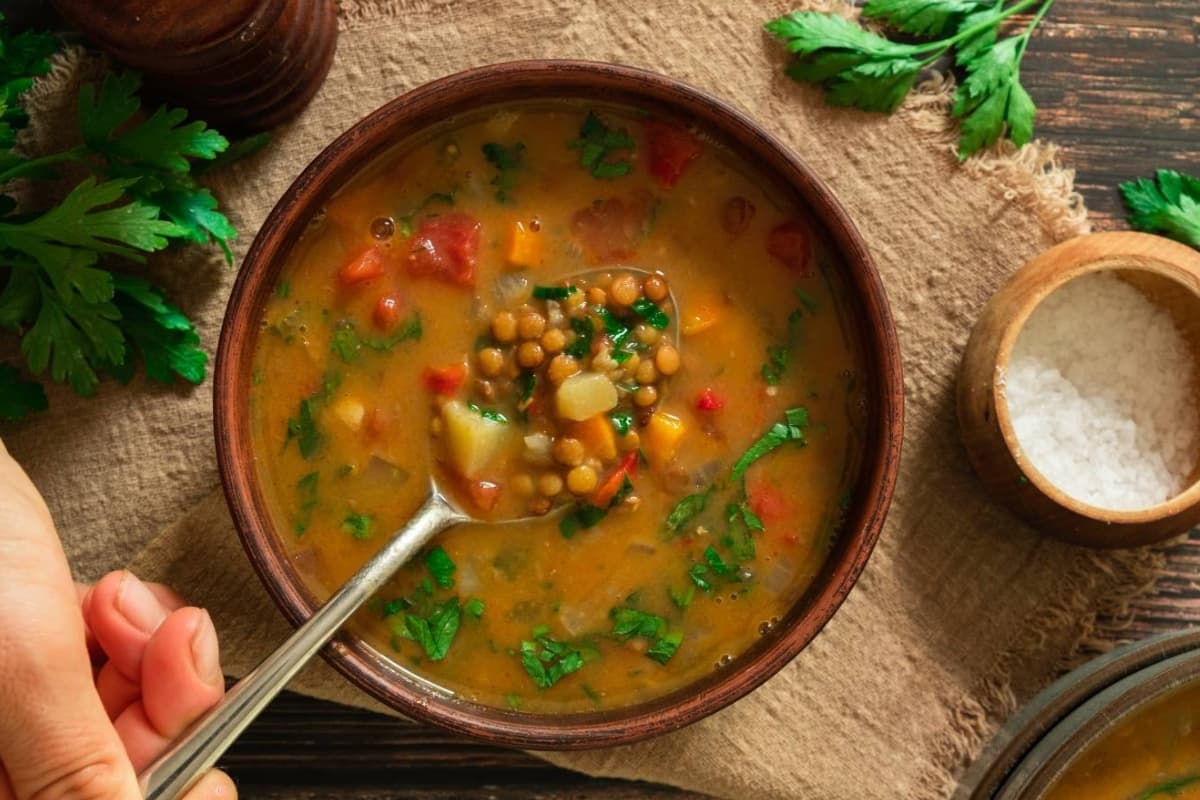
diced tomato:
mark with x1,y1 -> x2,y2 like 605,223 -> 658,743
337,245 -> 389,287
748,480 -> 791,527
372,293 -> 402,330
364,408 -> 387,440
466,480 -> 501,512
590,452 -> 639,507
422,363 -> 467,396
407,212 -> 480,287
570,193 -> 652,264
695,387 -> 725,412
767,220 -> 812,276
645,120 -> 703,188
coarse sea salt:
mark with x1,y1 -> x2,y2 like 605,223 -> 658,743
1003,271 -> 1199,511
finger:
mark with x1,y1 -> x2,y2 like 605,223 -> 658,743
113,607 -> 225,771
0,448 -> 140,798
180,769 -> 238,800
95,660 -> 141,720
83,570 -> 172,681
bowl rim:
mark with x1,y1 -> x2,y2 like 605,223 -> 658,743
989,236 -> 1200,524
214,58 -> 904,748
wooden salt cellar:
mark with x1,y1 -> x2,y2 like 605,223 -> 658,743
52,0 -> 337,132
958,232 -> 1200,549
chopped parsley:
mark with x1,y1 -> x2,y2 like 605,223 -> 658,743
481,141 -> 525,203
341,512 -> 373,540
275,280 -> 290,299
564,316 -> 595,359
669,585 -> 695,610
464,597 -> 486,619
569,111 -> 635,179
630,297 -> 670,330
516,372 -> 537,410
610,409 -> 633,436
330,314 -> 423,363
761,298 -> 805,386
532,285 -> 577,301
609,606 -> 683,665
285,397 -> 321,458
394,597 -> 460,661
397,191 -> 455,237
424,545 -> 456,589
293,471 -> 319,536
730,407 -> 809,482
467,401 -> 509,423
688,563 -> 712,592
663,487 -> 713,535
704,545 -> 735,576
559,474 -> 634,538
520,628 -> 586,689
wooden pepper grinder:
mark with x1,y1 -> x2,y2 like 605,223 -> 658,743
52,0 -> 338,132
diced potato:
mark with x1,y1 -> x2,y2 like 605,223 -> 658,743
643,411 -> 686,468
331,396 -> 365,431
556,372 -> 619,421
484,110 -> 520,138
570,414 -> 617,461
442,401 -> 510,479
505,220 -> 542,268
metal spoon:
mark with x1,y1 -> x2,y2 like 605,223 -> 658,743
139,268 -> 678,798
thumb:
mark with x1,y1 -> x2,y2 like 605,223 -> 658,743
0,442 -> 139,799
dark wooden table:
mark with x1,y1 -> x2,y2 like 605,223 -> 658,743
209,2 -> 1198,797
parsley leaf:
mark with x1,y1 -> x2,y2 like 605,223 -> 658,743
569,112 -> 635,179
109,275 -> 207,385
532,285 -> 576,301
341,512 -> 374,540
647,631 -> 683,665
663,487 -> 713,535
464,597 -> 486,619
730,407 -> 809,482
330,314 -> 422,363
1120,170 -> 1200,250
610,409 -> 633,436
424,545 -> 456,589
631,297 -> 670,330
0,362 -> 47,420
766,0 -> 1053,157
609,606 -> 683,664
520,629 -> 586,689
481,141 -> 525,203
293,471 -> 319,535
285,397 -> 322,458
397,597 -> 461,661
564,316 -> 594,359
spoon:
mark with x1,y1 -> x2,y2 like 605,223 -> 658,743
139,268 -> 678,798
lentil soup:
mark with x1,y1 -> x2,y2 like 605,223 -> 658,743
249,101 -> 866,713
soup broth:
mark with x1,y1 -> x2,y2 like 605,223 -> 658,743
1045,681 -> 1200,800
249,101 -> 865,713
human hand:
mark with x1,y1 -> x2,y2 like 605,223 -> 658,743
0,438 -> 236,799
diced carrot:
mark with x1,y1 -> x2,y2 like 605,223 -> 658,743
695,388 -> 724,412
466,480 -> 501,512
338,245 -> 389,287
570,414 -> 617,461
373,293 -> 402,330
590,452 -> 638,507
505,220 -> 543,268
680,298 -> 722,336
422,363 -> 467,396
643,411 -> 685,468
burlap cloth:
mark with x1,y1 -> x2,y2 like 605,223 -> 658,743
1,1 -> 1170,797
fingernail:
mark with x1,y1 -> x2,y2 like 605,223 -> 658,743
116,571 -> 167,635
191,610 -> 224,688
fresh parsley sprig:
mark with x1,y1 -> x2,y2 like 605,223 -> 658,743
1120,169 -> 1200,250
765,0 -> 1054,157
0,14 -> 250,421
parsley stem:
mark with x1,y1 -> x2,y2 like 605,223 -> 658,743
904,0 -> 1045,57
1014,0 -> 1055,59
0,145 -> 88,184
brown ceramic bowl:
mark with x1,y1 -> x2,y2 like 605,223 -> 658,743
215,60 -> 904,748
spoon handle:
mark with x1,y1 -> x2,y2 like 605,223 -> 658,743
138,490 -> 466,799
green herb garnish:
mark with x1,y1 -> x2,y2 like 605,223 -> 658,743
730,407 -> 809,481
519,629 -> 586,689
609,606 -> 683,664
765,0 -> 1053,158
647,631 -> 683,664
669,585 -> 695,610
330,313 -> 422,363
293,471 -> 319,536
0,363 -> 48,421
467,401 -> 509,424
481,141 -> 525,203
663,487 -> 713,535
341,512 -> 374,540
516,371 -> 537,412
285,397 -> 322,459
424,545 -> 456,589
610,409 -> 633,436
688,563 -> 712,592
630,297 -> 670,330
395,597 -> 460,661
1121,169 -> 1200,250
464,597 -> 486,619
569,111 -> 635,179
564,316 -> 595,359
704,545 -> 735,576
560,474 -> 634,538
532,285 -> 577,301
396,190 -> 455,236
